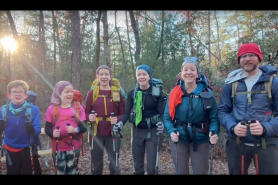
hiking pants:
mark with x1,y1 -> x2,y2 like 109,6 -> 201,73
91,135 -> 119,175
226,137 -> 278,175
6,147 -> 41,175
56,147 -> 80,175
132,126 -> 160,175
169,141 -> 209,174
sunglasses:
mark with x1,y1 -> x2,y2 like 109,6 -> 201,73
184,57 -> 198,62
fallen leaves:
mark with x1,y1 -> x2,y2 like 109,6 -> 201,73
0,141 -> 257,175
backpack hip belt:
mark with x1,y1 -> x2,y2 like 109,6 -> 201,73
134,114 -> 160,139
94,117 -> 112,136
236,123 -> 266,150
175,120 -> 206,152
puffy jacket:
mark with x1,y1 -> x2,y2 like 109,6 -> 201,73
218,65 -> 278,145
164,73 -> 219,145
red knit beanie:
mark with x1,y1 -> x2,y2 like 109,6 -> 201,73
237,43 -> 262,63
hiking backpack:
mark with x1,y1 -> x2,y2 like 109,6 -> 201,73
90,78 -> 127,105
231,74 -> 276,107
1,91 -> 42,157
231,74 -> 277,149
50,89 -> 84,156
133,78 -> 163,103
173,74 -> 214,134
129,78 -> 163,124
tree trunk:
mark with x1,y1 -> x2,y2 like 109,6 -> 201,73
214,11 -> 221,61
93,11 -> 102,78
70,11 -> 82,90
52,11 -> 62,65
5,10 -> 30,80
39,11 -> 47,76
187,11 -> 195,56
156,11 -> 165,73
125,11 -> 136,84
129,10 -> 141,62
115,11 -> 126,90
102,11 -> 111,68
38,10 -> 47,111
235,11 -> 240,48
51,11 -> 57,86
208,10 -> 211,64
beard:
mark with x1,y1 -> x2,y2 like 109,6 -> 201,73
240,62 -> 259,73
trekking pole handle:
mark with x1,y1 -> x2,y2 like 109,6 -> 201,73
211,130 -> 215,136
90,110 -> 96,126
173,130 -> 178,145
66,123 -> 73,137
240,121 -> 247,125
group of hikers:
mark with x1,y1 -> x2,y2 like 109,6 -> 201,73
0,42 -> 277,175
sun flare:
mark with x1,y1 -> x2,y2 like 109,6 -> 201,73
0,37 -> 18,53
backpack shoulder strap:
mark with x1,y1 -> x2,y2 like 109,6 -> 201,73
231,81 -> 238,104
52,105 -> 60,126
265,74 -> 275,105
25,103 -> 33,123
73,101 -> 81,124
1,105 -> 8,123
132,84 -> 139,111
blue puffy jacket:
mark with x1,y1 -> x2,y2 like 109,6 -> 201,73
164,73 -> 219,145
0,102 -> 41,149
218,65 -> 278,145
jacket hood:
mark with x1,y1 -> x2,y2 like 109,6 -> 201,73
225,65 -> 277,84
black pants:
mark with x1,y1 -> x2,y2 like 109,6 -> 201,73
226,137 -> 278,175
91,135 -> 120,175
6,147 -> 41,175
132,126 -> 160,175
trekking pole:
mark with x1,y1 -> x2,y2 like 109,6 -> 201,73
209,130 -> 215,175
26,127 -> 35,175
250,120 -> 259,175
155,127 -> 162,175
240,121 -> 247,175
55,126 -> 59,175
90,110 -> 95,175
66,123 -> 79,174
111,112 -> 120,175
173,130 -> 178,175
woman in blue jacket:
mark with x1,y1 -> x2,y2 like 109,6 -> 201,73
164,57 -> 219,174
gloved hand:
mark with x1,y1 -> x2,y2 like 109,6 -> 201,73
25,121 -> 35,135
156,121 -> 164,135
113,121 -> 123,133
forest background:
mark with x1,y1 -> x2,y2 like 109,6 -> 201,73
0,10 -> 277,174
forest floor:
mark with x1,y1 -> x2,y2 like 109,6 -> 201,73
1,124 -> 257,175
1,141 -> 256,175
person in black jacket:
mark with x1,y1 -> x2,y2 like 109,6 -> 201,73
113,65 -> 165,175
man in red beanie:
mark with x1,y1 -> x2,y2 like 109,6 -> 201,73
218,43 -> 278,174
